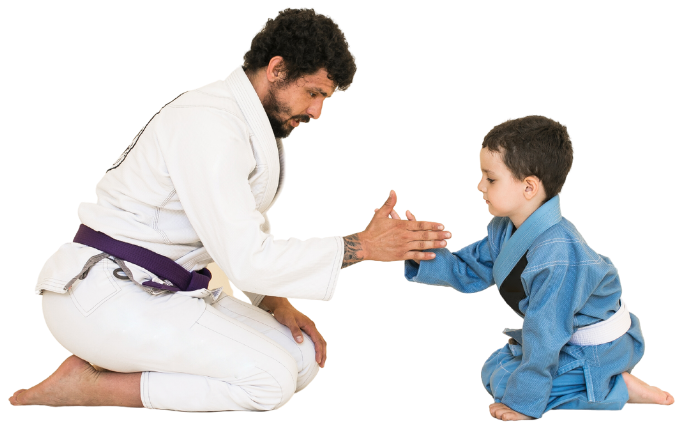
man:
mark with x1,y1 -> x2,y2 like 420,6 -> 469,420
10,9 -> 449,411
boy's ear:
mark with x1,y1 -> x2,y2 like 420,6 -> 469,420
523,176 -> 542,200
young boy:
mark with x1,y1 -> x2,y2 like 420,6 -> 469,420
402,116 -> 673,420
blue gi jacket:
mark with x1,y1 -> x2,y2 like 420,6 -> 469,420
404,196 -> 645,418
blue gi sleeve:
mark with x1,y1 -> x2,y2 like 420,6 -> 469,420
500,262 -> 583,418
404,237 -> 495,293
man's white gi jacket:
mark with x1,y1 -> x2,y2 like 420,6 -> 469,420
36,67 -> 345,305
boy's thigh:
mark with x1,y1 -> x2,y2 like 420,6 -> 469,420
42,264 -> 297,385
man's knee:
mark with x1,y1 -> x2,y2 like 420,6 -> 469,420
295,332 -> 320,392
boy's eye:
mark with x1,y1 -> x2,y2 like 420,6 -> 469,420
487,178 -> 495,183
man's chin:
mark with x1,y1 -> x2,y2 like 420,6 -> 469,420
267,116 -> 295,139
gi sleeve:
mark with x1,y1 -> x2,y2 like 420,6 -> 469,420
500,262 -> 582,418
155,106 -> 343,301
404,237 -> 495,293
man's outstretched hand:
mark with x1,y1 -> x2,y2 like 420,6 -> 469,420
342,190 -> 450,268
375,208 -> 426,264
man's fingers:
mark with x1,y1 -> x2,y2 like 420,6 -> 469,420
374,207 -> 401,220
412,240 -> 447,250
405,251 -> 436,261
287,321 -> 303,343
406,230 -> 452,242
303,327 -> 327,367
410,219 -> 445,231
375,189 -> 398,217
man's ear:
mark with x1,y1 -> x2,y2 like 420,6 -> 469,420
266,56 -> 286,83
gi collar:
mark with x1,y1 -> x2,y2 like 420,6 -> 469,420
493,195 -> 563,288
225,64 -> 286,212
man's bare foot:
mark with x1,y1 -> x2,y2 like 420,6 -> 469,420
623,372 -> 674,405
90,363 -> 110,373
9,355 -> 142,407
10,355 -> 101,406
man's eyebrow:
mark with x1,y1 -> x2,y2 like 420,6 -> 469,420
309,87 -> 331,97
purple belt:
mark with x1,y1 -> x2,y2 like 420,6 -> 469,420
73,224 -> 211,292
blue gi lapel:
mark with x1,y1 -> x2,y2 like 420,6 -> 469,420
493,195 -> 563,288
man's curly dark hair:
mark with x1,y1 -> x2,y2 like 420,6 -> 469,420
243,9 -> 356,91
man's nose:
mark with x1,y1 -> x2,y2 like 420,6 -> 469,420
307,100 -> 324,119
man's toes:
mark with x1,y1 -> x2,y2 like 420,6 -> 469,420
9,390 -> 26,406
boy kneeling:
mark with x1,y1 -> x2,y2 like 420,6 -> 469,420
404,116 -> 673,420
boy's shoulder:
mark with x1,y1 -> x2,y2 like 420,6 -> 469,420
488,216 -> 511,231
525,217 -> 608,271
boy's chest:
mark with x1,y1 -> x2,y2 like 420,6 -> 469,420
498,253 -> 528,317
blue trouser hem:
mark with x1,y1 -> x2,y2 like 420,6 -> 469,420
481,343 -> 629,414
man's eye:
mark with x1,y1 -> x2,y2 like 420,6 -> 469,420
309,92 -> 316,97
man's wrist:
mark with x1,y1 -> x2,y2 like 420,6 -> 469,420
342,232 -> 367,268
259,296 -> 290,313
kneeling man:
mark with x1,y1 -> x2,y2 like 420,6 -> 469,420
10,9 -> 450,411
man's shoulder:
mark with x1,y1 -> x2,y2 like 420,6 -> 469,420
167,81 -> 246,123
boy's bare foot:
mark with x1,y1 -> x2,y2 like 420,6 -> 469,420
9,355 -> 142,407
623,372 -> 674,405
488,403 -> 534,422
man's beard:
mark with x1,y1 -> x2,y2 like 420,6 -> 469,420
262,86 -> 310,139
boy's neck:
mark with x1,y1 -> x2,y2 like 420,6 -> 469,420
509,200 -> 546,229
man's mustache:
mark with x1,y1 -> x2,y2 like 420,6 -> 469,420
288,115 -> 310,124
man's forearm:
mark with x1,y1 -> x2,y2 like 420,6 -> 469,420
342,233 -> 365,268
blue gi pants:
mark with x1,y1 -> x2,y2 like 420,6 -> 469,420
482,342 -> 629,414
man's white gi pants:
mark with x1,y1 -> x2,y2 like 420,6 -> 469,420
42,258 -> 320,411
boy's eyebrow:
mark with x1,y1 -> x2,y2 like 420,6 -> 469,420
482,168 -> 494,175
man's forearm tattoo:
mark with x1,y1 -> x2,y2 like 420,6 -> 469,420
342,233 -> 364,268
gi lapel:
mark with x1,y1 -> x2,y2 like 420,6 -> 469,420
493,195 -> 563,288
225,67 -> 281,213
266,138 -> 285,211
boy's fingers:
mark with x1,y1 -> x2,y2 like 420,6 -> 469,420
406,210 -> 416,221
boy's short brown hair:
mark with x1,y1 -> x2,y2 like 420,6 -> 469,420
482,115 -> 573,200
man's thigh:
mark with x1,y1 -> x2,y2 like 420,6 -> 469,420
42,260 -> 297,385
212,295 -> 319,389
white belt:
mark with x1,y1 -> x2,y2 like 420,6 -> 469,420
568,301 -> 631,346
